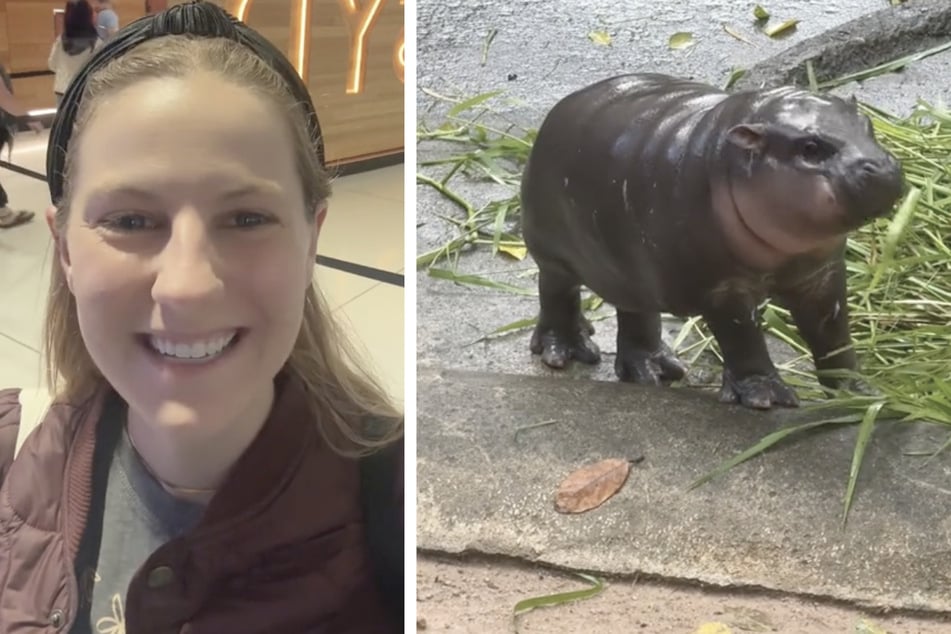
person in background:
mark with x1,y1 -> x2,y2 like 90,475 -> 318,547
95,0 -> 120,42
0,65 -> 43,229
49,0 -> 100,108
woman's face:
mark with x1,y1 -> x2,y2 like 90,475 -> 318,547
54,71 -> 324,433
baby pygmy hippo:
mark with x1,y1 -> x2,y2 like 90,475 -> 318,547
520,73 -> 904,409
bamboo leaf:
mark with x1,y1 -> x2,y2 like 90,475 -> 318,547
447,90 -> 505,118
724,68 -> 746,90
764,19 -> 799,38
723,24 -> 752,45
690,417 -> 858,490
588,31 -> 612,47
513,573 -> 604,617
427,268 -> 536,295
499,244 -> 528,260
669,32 -> 696,50
842,401 -> 884,525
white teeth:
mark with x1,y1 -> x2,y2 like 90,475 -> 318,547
149,332 -> 236,360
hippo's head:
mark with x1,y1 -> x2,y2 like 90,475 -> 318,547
712,89 -> 904,269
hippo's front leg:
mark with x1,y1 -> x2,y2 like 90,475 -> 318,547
530,265 -> 601,368
615,310 -> 688,385
775,259 -> 875,396
703,306 -> 800,409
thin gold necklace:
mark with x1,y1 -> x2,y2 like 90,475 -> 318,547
126,425 -> 218,497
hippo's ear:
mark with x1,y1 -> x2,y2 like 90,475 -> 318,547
726,124 -> 767,152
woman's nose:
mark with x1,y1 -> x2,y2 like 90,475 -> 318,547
151,220 -> 224,304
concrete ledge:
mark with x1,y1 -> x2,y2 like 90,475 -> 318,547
734,0 -> 951,90
416,366 -> 951,613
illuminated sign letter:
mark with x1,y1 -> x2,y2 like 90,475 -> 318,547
232,0 -> 311,79
393,0 -> 404,84
338,0 -> 385,94
232,0 -> 404,91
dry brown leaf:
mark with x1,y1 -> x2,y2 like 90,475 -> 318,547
554,458 -> 631,514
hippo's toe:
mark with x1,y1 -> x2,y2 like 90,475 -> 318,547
718,369 -> 800,409
531,326 -> 601,369
615,343 -> 688,385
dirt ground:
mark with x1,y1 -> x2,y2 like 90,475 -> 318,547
416,554 -> 951,634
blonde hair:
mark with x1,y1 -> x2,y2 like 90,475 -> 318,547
44,34 -> 402,456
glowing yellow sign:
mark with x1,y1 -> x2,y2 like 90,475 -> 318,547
233,0 -> 404,93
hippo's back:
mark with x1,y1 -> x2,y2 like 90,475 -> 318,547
520,73 -> 732,309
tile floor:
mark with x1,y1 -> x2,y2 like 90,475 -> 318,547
0,128 -> 404,408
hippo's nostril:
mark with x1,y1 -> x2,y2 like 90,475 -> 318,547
860,159 -> 880,176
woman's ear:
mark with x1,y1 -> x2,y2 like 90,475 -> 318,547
46,205 -> 73,291
306,203 -> 327,288
309,203 -> 327,258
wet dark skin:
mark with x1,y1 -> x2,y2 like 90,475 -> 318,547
520,73 -> 904,409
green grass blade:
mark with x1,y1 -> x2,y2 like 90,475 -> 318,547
806,59 -> 818,92
447,90 -> 505,118
690,417 -> 859,490
818,40 -> 951,89
513,573 -> 604,618
866,185 -> 921,295
922,430 -> 951,466
427,268 -> 536,296
841,401 -> 885,525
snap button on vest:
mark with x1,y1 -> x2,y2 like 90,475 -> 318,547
148,565 -> 176,588
49,609 -> 65,629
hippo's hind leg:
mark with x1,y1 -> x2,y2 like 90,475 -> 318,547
530,263 -> 601,368
703,304 -> 800,409
615,310 -> 688,385
775,258 -> 876,396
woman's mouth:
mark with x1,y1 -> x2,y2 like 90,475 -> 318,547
140,329 -> 243,364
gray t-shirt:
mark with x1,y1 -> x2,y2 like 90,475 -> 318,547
72,422 -> 206,633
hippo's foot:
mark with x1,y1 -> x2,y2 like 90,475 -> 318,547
530,323 -> 601,369
614,342 -> 688,386
718,368 -> 800,410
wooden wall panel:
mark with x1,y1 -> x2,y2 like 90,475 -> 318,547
117,1 -> 149,27
10,75 -> 54,111
0,0 -> 9,69
238,0 -> 405,164
2,0 -> 403,165
6,0 -> 61,73
311,0 -> 404,162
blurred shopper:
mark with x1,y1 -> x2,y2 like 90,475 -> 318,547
0,65 -> 43,229
49,0 -> 100,108
95,0 -> 120,42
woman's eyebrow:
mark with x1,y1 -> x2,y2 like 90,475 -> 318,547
86,180 -> 283,204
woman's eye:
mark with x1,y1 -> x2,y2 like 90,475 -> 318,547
101,214 -> 154,232
232,212 -> 272,229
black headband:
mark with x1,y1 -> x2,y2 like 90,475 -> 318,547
46,0 -> 326,206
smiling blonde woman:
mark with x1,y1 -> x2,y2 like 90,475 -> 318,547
0,2 -> 403,632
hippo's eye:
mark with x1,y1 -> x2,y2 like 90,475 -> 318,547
798,137 -> 831,164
